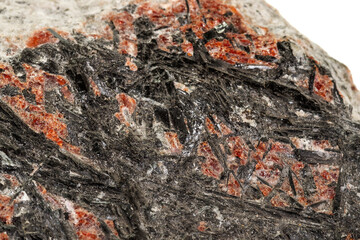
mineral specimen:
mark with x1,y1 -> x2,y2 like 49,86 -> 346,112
0,0 -> 359,239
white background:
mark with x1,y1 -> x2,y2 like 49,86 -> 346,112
266,0 -> 360,91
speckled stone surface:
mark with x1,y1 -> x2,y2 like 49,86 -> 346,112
0,0 -> 359,239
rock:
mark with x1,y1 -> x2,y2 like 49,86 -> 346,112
0,0 -> 359,239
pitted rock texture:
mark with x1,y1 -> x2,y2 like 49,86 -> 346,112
0,0 -> 359,239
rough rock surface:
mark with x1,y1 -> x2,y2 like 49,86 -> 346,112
0,0 -> 359,239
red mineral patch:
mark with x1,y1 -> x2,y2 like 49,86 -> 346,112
225,155 -> 240,173
311,165 -> 339,202
178,0 -> 278,65
205,117 -> 221,137
292,176 -> 311,206
36,183 -> 105,239
16,0 -> 283,71
277,163 -> 340,214
270,141 -> 292,154
157,34 -> 172,52
3,95 -> 68,147
60,86 -> 75,103
253,142 -> 291,187
0,232 -> 9,240
178,0 -> 252,36
164,132 -> 183,153
119,38 -> 139,57
205,115 -> 232,137
254,161 -> 281,187
197,221 -> 207,232
89,78 -> 101,97
252,33 -> 279,58
249,142 -> 291,194
345,234 -> 355,240
26,29 -> 68,48
198,141 -> 224,179
226,136 -> 249,166
280,178 -> 292,195
205,39 -> 261,65
219,122 -> 233,136
226,174 -> 241,197
264,141 -> 292,166
104,220 -> 120,238
115,93 -> 137,127
0,63 -> 79,151
64,143 -> 82,155
136,1 -> 181,30
0,195 -> 14,225
291,162 -> 305,177
73,207 -> 104,240
296,77 -> 310,89
256,180 -> 272,197
174,82 -> 191,93
106,11 -> 138,57
2,174 -> 20,188
251,141 -> 268,162
36,183 -> 63,210
100,0 -> 279,66
181,41 -> 194,56
125,57 -> 138,71
313,66 -> 334,102
291,137 -> 338,152
313,139 -> 336,151
270,194 -> 290,208
0,175 -> 26,225
280,174 -> 309,207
